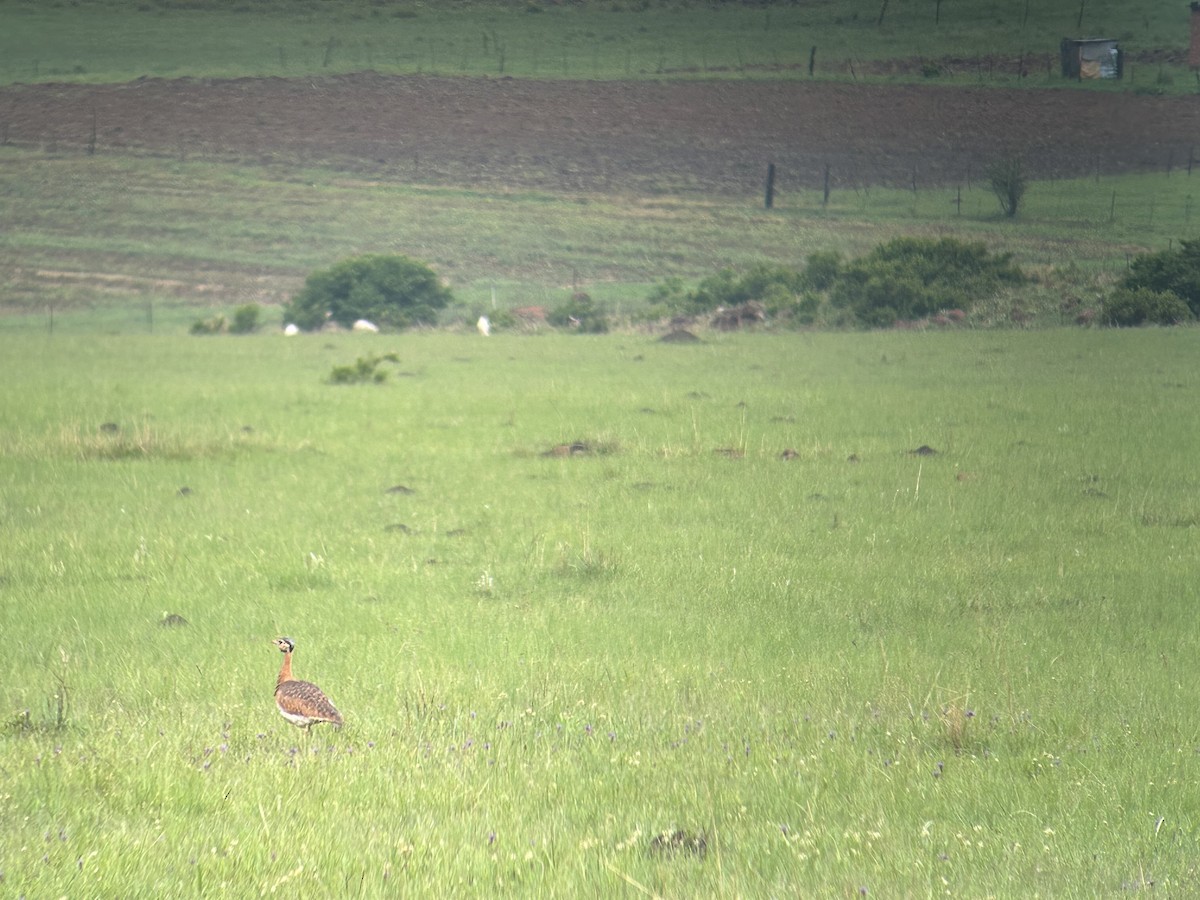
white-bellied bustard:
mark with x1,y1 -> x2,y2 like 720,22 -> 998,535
272,637 -> 343,731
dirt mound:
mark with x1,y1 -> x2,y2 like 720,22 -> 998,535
2,73 -> 1196,195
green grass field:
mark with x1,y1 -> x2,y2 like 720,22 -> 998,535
1,329 -> 1198,895
0,0 -> 1192,89
2,3 -> 1198,894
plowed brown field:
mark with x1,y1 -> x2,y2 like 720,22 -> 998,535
3,73 -> 1196,196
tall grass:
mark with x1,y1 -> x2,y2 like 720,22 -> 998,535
1,329 -> 1198,894
0,0 -> 1191,89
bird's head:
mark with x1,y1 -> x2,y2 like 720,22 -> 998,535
273,637 -> 295,654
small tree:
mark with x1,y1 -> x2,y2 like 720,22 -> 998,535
988,156 -> 1026,218
284,254 -> 452,331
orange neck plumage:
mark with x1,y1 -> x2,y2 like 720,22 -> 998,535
276,652 -> 294,691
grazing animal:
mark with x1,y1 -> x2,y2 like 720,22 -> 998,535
272,637 -> 343,731
352,319 -> 380,333
476,315 -> 491,336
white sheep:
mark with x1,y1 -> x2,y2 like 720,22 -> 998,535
352,319 -> 380,333
477,315 -> 491,336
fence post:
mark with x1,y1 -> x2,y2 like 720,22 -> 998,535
764,163 -> 776,209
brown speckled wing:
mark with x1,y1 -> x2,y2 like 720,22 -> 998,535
275,679 -> 343,726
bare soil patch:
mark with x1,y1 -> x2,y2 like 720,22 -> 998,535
3,73 -> 1197,195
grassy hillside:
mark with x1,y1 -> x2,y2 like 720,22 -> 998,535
0,147 -> 1191,332
1,329 -> 1198,895
2,0 -> 1196,329
0,0 -> 1192,89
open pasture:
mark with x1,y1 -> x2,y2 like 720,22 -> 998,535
1,329 -> 1198,895
0,0 -> 1191,88
3,3 -> 1200,891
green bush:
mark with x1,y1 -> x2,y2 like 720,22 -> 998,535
801,250 -> 842,291
685,264 -> 805,314
327,355 -> 392,385
829,237 -> 1023,327
643,239 -> 1023,330
548,293 -> 609,333
1100,287 -> 1193,327
189,315 -> 225,335
636,276 -> 689,323
1121,238 -> 1200,318
229,303 -> 261,334
646,276 -> 688,309
284,254 -> 452,332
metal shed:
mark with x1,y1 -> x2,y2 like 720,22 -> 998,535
1060,37 -> 1122,79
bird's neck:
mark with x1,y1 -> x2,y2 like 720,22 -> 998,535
276,653 -> 294,690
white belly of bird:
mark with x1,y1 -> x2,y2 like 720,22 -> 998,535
277,702 -> 320,728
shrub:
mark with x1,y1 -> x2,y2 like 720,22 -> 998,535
284,254 -> 452,332
646,276 -> 689,309
829,237 -> 1023,327
636,277 -> 689,323
189,315 -> 225,335
685,264 -> 805,314
229,303 -> 261,334
1099,288 -> 1193,327
1121,238 -> 1200,317
327,355 -> 392,385
548,293 -> 609,333
801,250 -> 842,291
987,156 -> 1026,218
644,239 -> 1023,331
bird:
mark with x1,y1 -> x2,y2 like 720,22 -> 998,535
271,637 -> 343,731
